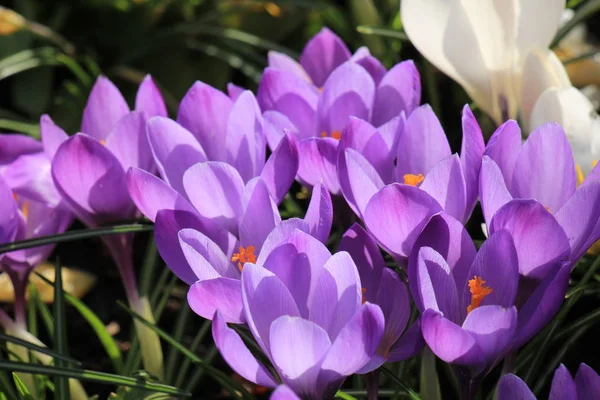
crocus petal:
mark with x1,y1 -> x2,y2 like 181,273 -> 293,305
420,309 -> 483,366
3,152 -> 60,207
516,264 -> 570,348
300,27 -> 351,87
516,0 -> 566,61
556,182 -> 600,261
239,178 -> 281,252
105,112 -> 154,172
225,91 -> 266,182
260,132 -> 299,204
396,105 -> 451,180
255,219 -> 311,265
0,134 -> 42,166
304,181 -> 333,243
270,385 -> 301,400
81,76 -> 129,141
364,184 -> 443,262
155,209 -> 237,284
268,51 -> 311,82
420,154 -> 468,223
479,156 -> 513,227
497,374 -> 536,400
317,62 -> 375,136
490,200 -> 570,279
242,264 -> 301,352
227,83 -> 245,101
189,278 -> 245,323
549,364 -> 577,400
575,363 -> 600,399
177,81 -> 233,161
339,223 -> 385,301
135,75 -> 167,118
372,60 -> 421,126
460,105 -> 485,216
387,319 -> 426,362
178,228 -> 238,280
337,148 -> 385,219
40,115 -> 68,159
147,116 -> 208,194
257,68 -> 318,139
351,47 -> 386,86
51,134 -> 133,225
483,120 -> 522,188
462,230 -> 519,311
212,311 -> 277,385
0,177 -> 19,244
321,303 -> 385,376
309,252 -> 362,339
270,316 -> 331,397
263,110 -> 300,151
298,137 -> 340,194
183,162 -> 245,234
511,123 -> 576,212
126,167 -> 195,222
414,247 -> 460,323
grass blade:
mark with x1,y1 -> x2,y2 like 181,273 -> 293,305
30,285 -> 54,340
165,303 -> 190,384
0,334 -> 79,366
552,0 -> 600,47
356,25 -> 409,41
52,259 -> 69,400
12,374 -> 34,400
381,366 -> 421,400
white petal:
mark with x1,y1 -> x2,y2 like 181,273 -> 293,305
516,0 -> 566,59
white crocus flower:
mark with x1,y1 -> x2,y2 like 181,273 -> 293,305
401,0 -> 565,124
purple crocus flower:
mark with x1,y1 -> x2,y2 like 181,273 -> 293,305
480,122 -> 600,265
150,181 -> 332,323
270,385 -> 301,400
338,104 -> 485,224
211,229 -> 384,400
498,363 -> 600,399
257,28 -> 421,194
408,212 -> 570,379
339,223 -> 424,372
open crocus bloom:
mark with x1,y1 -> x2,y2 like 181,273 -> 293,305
148,88 -> 299,204
401,0 -> 565,124
498,363 -> 600,399
480,122 -> 600,264
211,229 -> 385,400
257,29 -> 421,194
338,104 -> 485,223
409,213 -> 570,373
339,223 -> 424,372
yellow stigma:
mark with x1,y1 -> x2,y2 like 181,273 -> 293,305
320,131 -> 342,140
575,160 -> 598,187
403,173 -> 425,186
466,276 -> 493,314
231,246 -> 257,271
361,287 -> 367,304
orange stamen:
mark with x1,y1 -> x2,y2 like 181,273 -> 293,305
361,287 -> 367,304
403,173 -> 425,186
575,164 -> 585,186
320,131 -> 328,138
319,130 -> 342,140
99,139 -> 106,145
544,205 -> 551,213
231,246 -> 257,271
466,276 -> 493,314
21,201 -> 29,219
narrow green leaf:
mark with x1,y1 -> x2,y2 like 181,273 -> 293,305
52,259 -> 69,400
0,223 -> 153,254
0,333 -> 79,366
183,346 -> 218,393
552,0 -> 600,47
356,25 -> 409,41
30,285 -> 54,340
420,348 -> 441,400
12,374 -> 34,400
1,362 -> 188,396
174,319 -> 212,388
0,119 -> 39,137
165,303 -> 190,384
335,391 -> 358,400
381,366 -> 422,400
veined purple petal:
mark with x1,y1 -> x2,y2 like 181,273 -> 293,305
372,60 -> 421,127
387,318 -> 426,362
460,105 -> 485,217
420,154 -> 467,223
177,81 -> 233,161
212,311 -> 276,385
105,112 -> 154,172
511,123 -> 576,212
0,176 -> 20,244
376,114 -> 404,159
183,162 -> 245,234
317,62 -> 375,136
337,148 -> 384,219
483,120 -> 522,189
497,374 -> 536,400
147,117 -> 207,195
263,111 -> 300,151
364,184 -> 442,263
40,115 -> 68,159
257,68 -> 318,138
3,152 -> 61,207
479,156 -> 513,227
225,91 -> 266,182
300,27 -> 351,87
298,137 -> 340,194
0,134 -> 42,166
351,47 -> 386,86
179,228 -> 238,280
549,364 -> 577,400
255,219 -> 311,266
490,200 -> 570,279
396,105 -> 451,181
268,51 -> 311,82
52,134 -> 134,226
270,385 -> 301,400
575,363 -> 600,399
239,178 -> 281,252
261,132 -> 299,204
304,181 -> 333,244
227,83 -> 245,101
135,75 -> 167,118
189,278 -> 245,323
81,76 -> 130,141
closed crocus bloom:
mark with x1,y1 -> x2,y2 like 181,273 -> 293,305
498,363 -> 600,399
402,0 -> 565,124
257,29 -> 421,194
211,229 -> 385,400
480,122 -> 600,264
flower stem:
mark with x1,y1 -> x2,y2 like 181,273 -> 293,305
3,267 -> 31,330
